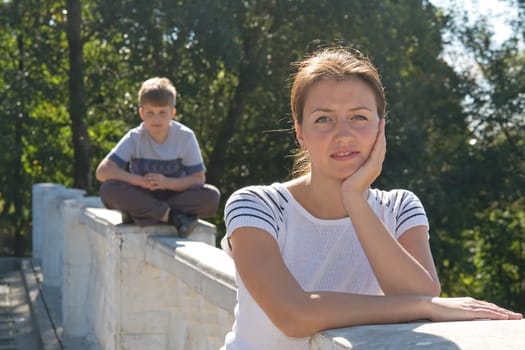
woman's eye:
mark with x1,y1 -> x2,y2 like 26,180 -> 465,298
315,116 -> 331,123
351,115 -> 367,121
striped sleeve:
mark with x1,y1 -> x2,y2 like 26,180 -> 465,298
392,190 -> 429,238
224,185 -> 284,242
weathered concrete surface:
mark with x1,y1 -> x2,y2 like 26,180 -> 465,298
312,319 -> 525,349
1,258 -> 45,350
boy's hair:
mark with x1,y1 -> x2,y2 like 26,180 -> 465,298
138,77 -> 177,107
289,47 -> 387,177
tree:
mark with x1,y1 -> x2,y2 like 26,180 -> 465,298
67,0 -> 92,190
0,0 -> 73,255
428,0 -> 525,310
2,0 -> 522,312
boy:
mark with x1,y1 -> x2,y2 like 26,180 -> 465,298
96,77 -> 220,237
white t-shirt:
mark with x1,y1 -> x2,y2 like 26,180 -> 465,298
107,121 -> 205,177
221,182 -> 429,350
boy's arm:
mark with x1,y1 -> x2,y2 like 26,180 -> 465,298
96,158 -> 148,188
168,171 -> 205,191
144,171 -> 205,192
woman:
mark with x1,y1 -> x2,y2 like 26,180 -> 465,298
220,47 -> 522,349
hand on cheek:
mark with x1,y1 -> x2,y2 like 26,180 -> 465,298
341,119 -> 386,196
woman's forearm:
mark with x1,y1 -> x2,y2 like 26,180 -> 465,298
343,192 -> 440,296
280,291 -> 430,338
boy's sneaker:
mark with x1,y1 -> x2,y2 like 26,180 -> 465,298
121,211 -> 133,224
169,211 -> 198,238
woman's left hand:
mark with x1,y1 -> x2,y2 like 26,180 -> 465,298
342,119 -> 386,196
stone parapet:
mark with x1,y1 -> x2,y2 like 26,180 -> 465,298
31,183 -> 525,350
311,319 -> 525,349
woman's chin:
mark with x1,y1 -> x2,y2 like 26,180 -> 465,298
338,169 -> 358,181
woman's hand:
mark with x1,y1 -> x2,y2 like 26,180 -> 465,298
342,119 -> 386,196
428,297 -> 523,321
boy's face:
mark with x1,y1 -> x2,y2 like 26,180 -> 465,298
139,103 -> 176,134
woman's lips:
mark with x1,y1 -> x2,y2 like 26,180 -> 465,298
331,150 -> 359,160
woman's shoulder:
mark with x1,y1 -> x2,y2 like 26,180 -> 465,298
224,183 -> 289,244
368,187 -> 424,210
227,182 -> 289,207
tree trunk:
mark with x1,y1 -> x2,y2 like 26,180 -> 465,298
206,28 -> 266,186
13,34 -> 25,256
206,79 -> 248,186
67,0 -> 92,190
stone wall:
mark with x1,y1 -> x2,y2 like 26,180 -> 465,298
33,183 -> 235,349
32,183 -> 525,350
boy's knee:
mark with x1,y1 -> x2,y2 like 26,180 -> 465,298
206,184 -> 221,206
99,180 -> 122,200
200,185 -> 221,217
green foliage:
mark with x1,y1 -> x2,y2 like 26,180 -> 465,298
0,0 -> 73,255
467,200 -> 525,311
0,0 -> 524,313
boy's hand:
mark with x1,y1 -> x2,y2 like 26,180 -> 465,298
341,119 -> 386,196
144,173 -> 168,190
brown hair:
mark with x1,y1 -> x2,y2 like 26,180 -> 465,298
290,48 -> 387,177
138,77 -> 177,107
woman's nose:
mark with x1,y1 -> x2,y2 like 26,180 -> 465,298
334,119 -> 354,142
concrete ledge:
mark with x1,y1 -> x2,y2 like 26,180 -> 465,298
145,236 -> 237,312
312,319 -> 525,349
81,208 -> 175,235
82,207 -> 217,246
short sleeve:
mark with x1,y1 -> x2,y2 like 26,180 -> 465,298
393,190 -> 429,238
107,130 -> 134,169
221,186 -> 282,255
182,131 -> 205,174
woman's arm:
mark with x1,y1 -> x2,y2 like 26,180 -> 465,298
398,226 -> 441,292
230,227 -> 520,339
230,226 -> 427,337
341,120 -> 440,295
344,193 -> 441,296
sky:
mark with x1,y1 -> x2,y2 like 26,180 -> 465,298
428,0 -> 520,75
430,0 -> 518,44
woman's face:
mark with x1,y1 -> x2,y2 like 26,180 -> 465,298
296,78 -> 381,181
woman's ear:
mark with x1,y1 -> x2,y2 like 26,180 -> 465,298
295,121 -> 304,149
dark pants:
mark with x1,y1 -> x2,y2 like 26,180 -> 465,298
99,180 -> 220,226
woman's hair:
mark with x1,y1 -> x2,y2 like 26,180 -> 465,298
289,47 -> 387,177
138,77 -> 177,107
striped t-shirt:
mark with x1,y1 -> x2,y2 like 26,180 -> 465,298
221,182 -> 429,350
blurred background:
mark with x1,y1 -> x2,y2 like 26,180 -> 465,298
0,0 -> 524,312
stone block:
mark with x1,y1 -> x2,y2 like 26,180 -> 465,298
120,333 -> 166,350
